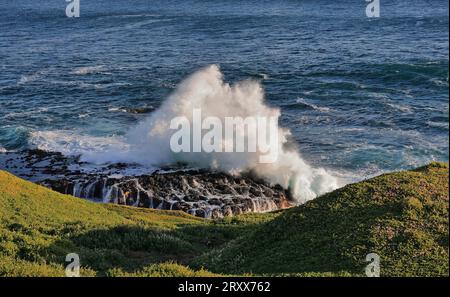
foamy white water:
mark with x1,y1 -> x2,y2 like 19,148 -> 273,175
29,130 -> 130,156
70,65 -> 106,75
28,65 -> 341,203
52,64 -> 337,203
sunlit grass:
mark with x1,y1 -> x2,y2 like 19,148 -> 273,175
0,163 -> 448,276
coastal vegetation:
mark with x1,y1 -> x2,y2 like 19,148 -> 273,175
0,163 -> 448,276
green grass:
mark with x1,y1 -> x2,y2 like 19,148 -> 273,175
0,169 -> 276,276
193,162 -> 449,276
0,162 -> 448,276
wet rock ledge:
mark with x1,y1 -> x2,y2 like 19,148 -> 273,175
0,149 -> 292,218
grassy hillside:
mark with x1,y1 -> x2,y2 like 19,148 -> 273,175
194,162 -> 449,276
0,163 -> 448,276
0,170 -> 276,276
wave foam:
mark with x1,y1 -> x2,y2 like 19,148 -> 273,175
70,66 -> 106,75
79,65 -> 340,203
295,98 -> 332,113
28,66 -> 339,203
29,131 -> 129,159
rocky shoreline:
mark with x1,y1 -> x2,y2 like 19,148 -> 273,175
0,149 -> 292,218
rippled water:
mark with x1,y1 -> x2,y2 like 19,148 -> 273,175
0,0 -> 448,180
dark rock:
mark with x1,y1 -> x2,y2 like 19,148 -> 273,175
2,149 -> 293,219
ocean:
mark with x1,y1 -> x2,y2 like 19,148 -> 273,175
0,0 -> 448,191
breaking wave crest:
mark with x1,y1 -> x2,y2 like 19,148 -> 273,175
31,65 -> 340,203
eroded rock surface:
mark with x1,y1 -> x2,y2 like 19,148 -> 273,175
1,149 -> 292,218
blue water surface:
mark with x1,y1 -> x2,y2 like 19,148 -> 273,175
0,0 -> 448,178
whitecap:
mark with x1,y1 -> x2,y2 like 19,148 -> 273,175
430,78 -> 448,87
99,14 -> 161,19
3,107 -> 49,119
29,130 -> 130,158
427,121 -> 449,130
385,102 -> 413,113
369,92 -> 389,100
108,107 -> 127,113
70,66 -> 106,75
17,69 -> 48,85
295,98 -> 333,113
18,73 -> 40,84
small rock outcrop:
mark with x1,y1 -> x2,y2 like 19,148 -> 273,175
1,149 -> 292,218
